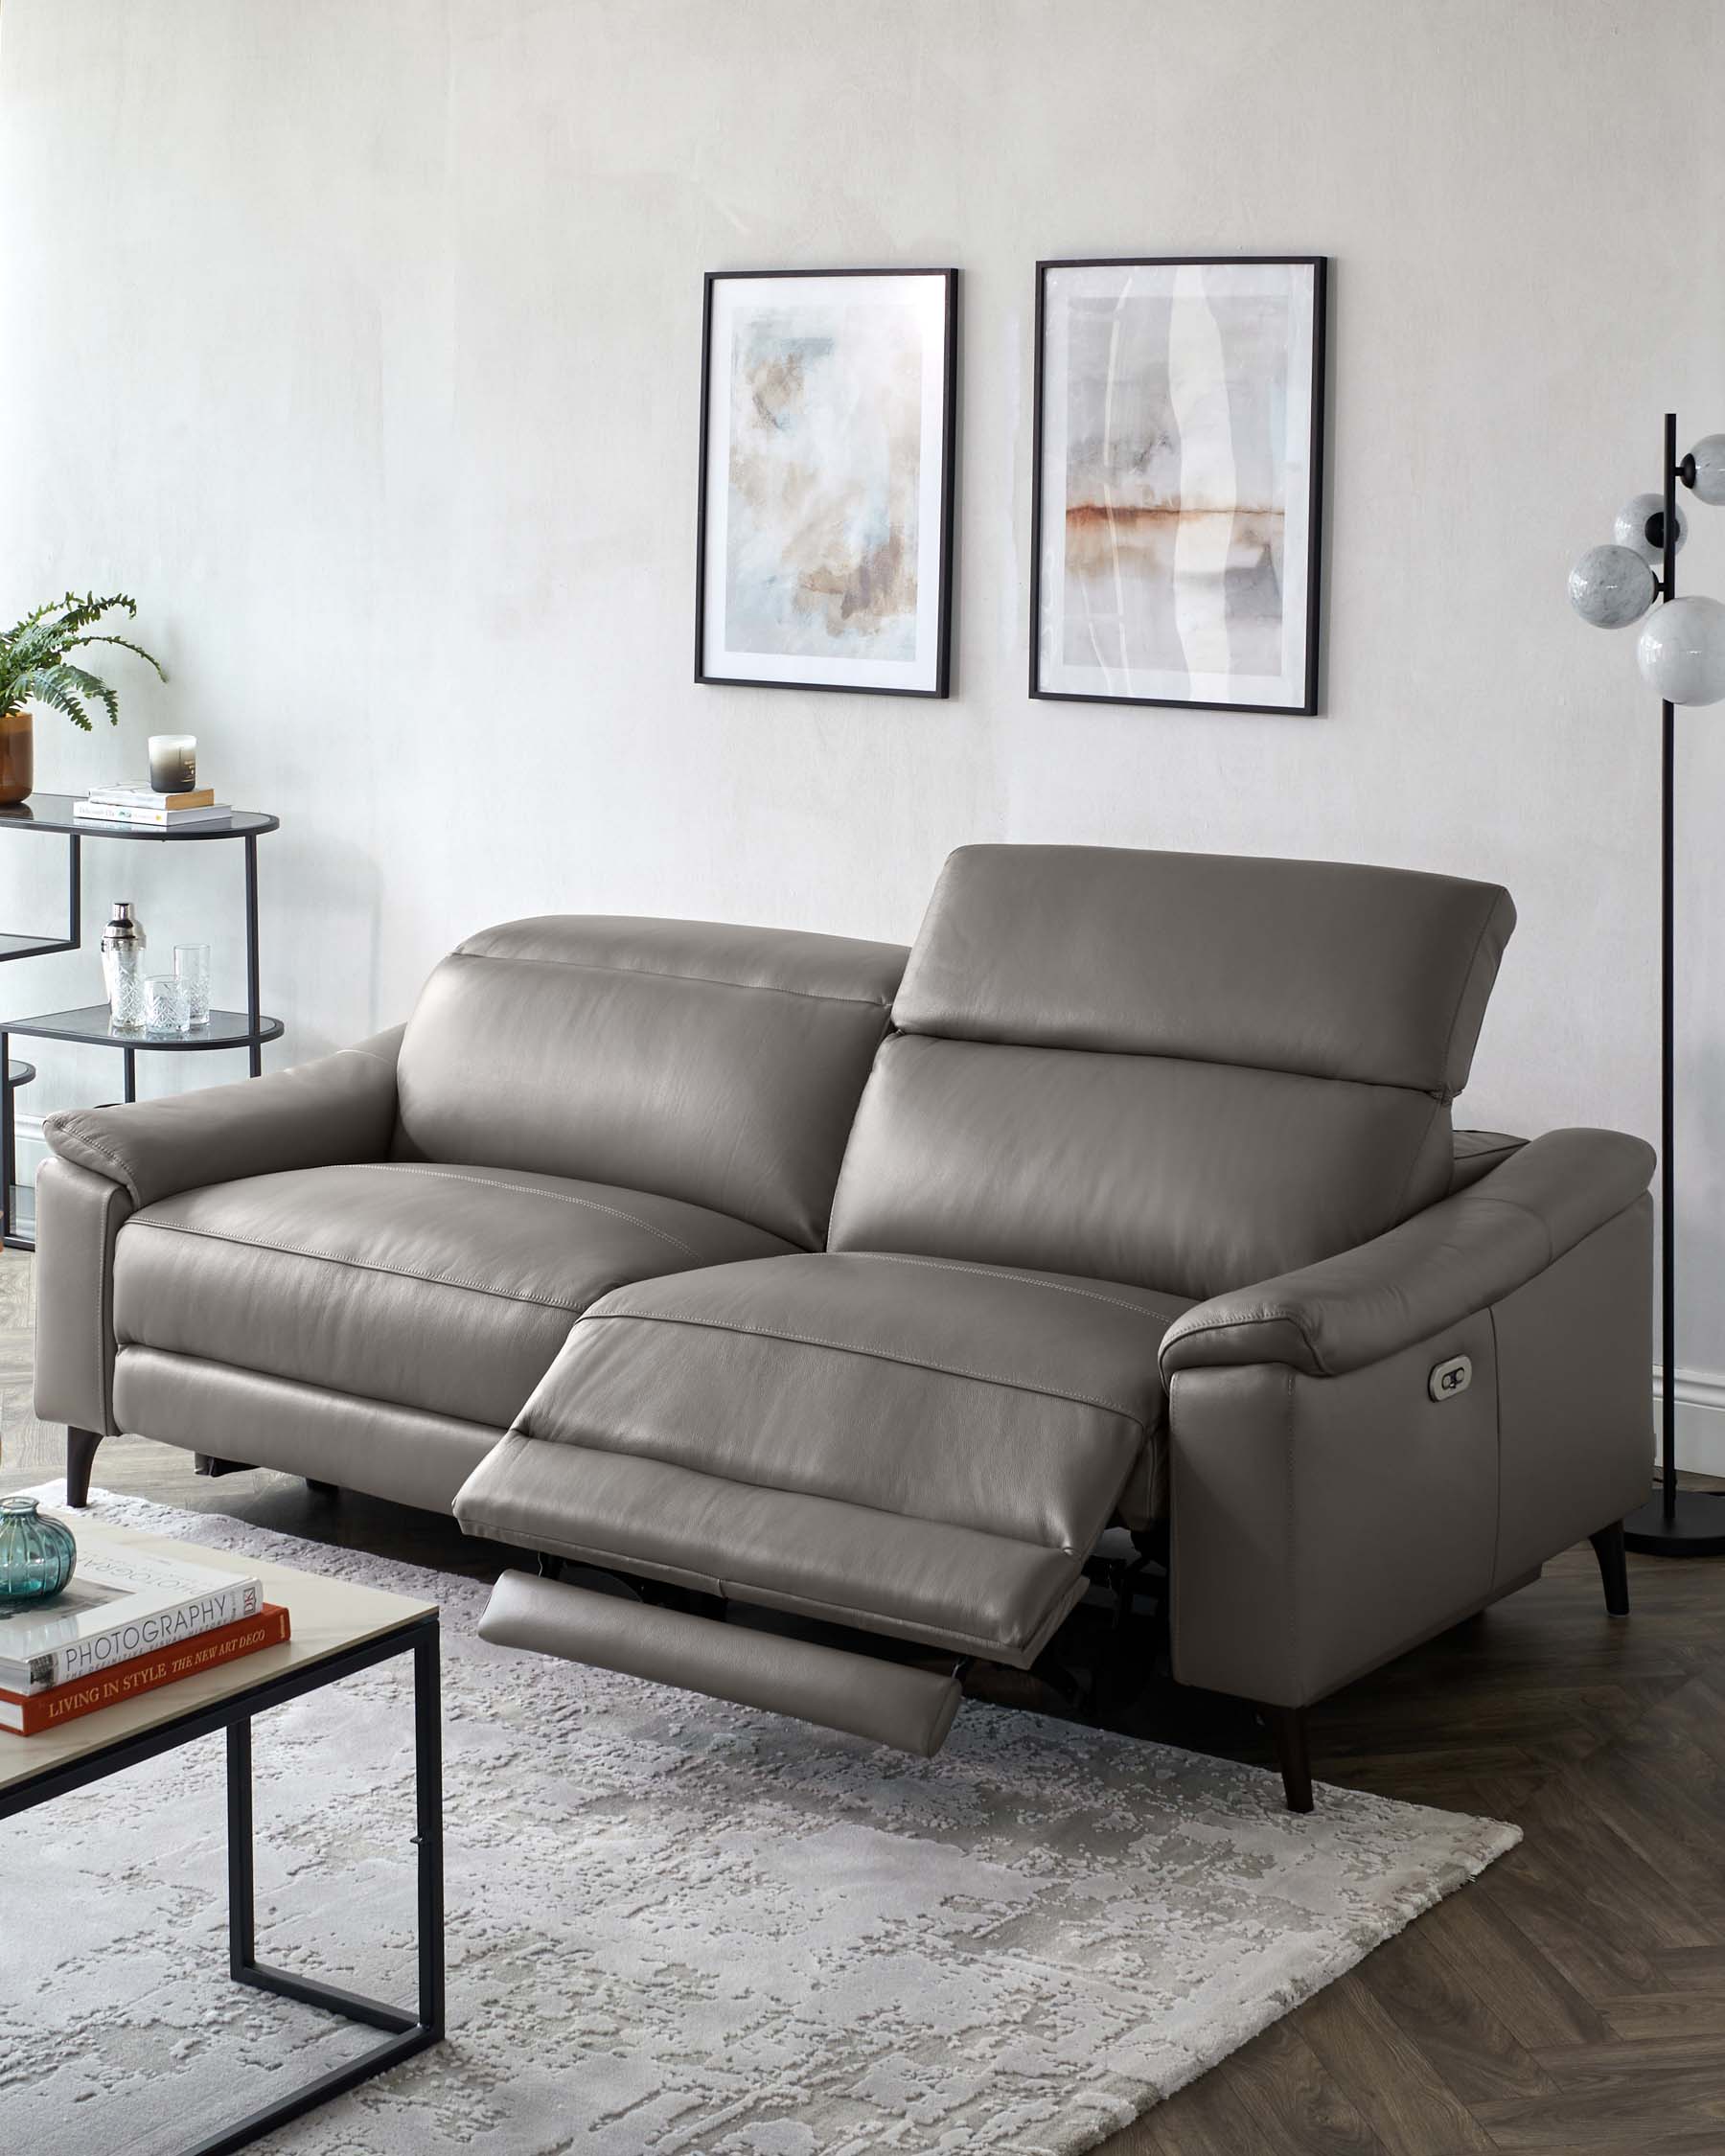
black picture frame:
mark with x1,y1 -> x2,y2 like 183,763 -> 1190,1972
695,267 -> 958,700
1029,254 -> 1327,716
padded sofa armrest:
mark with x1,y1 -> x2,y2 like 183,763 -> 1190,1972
1160,1127 -> 1654,1382
42,1025 -> 404,1208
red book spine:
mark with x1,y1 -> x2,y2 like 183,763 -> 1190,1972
0,1604 -> 291,1736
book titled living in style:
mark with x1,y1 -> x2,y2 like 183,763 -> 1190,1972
0,1537 -> 264,1693
0,1604 -> 290,1734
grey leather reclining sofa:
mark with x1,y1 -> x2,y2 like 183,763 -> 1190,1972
34,845 -> 1655,1810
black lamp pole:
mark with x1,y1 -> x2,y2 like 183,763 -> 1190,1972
1622,411 -> 1725,1554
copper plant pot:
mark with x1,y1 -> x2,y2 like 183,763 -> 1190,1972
0,708 -> 32,806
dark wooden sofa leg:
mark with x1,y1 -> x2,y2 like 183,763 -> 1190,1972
1590,1521 -> 1630,1617
65,1427 -> 102,1509
193,1454 -> 250,1479
1260,1703 -> 1315,1814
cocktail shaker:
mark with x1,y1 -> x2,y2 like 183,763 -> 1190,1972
101,900 -> 147,1031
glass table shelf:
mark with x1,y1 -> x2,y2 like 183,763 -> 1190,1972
0,792 -> 279,842
0,929 -> 79,963
2,1005 -> 284,1052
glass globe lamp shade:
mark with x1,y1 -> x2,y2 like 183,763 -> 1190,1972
1637,595 -> 1725,705
1568,544 -> 1657,629
1686,435 -> 1725,508
1615,492 -> 1689,563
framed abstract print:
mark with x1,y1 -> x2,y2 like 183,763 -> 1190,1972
1031,256 -> 1326,714
696,268 -> 957,698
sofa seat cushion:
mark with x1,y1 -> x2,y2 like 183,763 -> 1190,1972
454,1251 -> 1190,1665
112,1161 -> 794,1433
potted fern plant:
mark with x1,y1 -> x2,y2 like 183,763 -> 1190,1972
0,593 -> 169,806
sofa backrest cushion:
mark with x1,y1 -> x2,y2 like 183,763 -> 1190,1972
396,916 -> 907,1247
828,845 -> 1515,1299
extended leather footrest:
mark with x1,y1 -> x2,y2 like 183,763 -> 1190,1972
478,1571 -> 964,1757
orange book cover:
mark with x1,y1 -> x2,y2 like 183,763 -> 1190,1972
0,1603 -> 290,1736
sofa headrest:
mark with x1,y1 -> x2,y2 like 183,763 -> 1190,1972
893,845 -> 1515,1101
396,914 -> 907,1246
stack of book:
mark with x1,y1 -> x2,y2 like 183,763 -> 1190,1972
0,1537 -> 288,1735
75,785 -> 233,830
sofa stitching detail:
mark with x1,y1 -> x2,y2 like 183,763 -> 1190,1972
446,947 -> 895,1011
54,1120 -> 143,1202
586,1307 -> 1153,1425
1159,1305 -> 1318,1374
343,1164 -> 705,1260
124,1217 -> 595,1315
101,1181 -> 131,1430
98,1192 -> 109,1415
840,1250 -> 1188,1321
1282,1363 -> 1302,1697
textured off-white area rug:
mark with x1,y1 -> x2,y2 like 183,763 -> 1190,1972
2,1487 -> 1518,2155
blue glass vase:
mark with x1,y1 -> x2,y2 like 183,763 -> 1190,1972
0,1494 -> 78,1601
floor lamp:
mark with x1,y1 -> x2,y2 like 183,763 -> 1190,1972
1570,414 -> 1725,1553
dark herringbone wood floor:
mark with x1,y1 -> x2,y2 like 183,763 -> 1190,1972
7,1248 -> 1725,2155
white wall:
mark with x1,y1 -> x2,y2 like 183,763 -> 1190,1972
2,0 -> 1723,1393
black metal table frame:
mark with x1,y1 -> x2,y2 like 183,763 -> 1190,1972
1,1613 -> 444,2156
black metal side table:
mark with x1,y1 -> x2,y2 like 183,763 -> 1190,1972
0,793 -> 282,1249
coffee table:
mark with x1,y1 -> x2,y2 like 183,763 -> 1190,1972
0,1516 -> 443,2156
